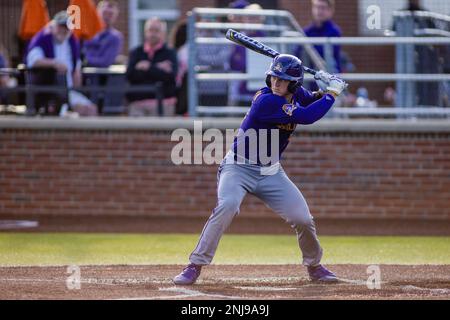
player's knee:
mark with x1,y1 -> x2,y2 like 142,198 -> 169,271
291,214 -> 314,228
218,197 -> 241,215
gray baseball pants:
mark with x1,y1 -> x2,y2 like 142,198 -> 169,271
189,154 -> 323,266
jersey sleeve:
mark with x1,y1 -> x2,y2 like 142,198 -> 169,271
295,86 -> 320,106
255,93 -> 335,125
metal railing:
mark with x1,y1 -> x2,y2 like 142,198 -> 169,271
393,11 -> 450,115
187,7 -> 327,117
0,67 -> 165,116
196,106 -> 450,117
187,8 -> 450,118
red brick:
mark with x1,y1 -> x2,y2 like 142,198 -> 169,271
1,129 -> 450,219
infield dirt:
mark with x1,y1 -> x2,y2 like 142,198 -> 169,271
1,264 -> 449,300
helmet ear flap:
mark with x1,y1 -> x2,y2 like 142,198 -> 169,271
265,75 -> 271,88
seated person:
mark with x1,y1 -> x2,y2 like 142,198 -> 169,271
126,18 -> 178,116
83,0 -> 123,68
0,48 -> 8,104
26,11 -> 98,116
82,0 -> 124,114
0,47 -> 6,70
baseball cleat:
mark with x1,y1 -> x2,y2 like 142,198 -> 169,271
173,263 -> 202,285
307,265 -> 339,283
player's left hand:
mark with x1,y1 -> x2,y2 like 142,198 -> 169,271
326,75 -> 348,96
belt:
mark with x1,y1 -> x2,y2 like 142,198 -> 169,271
225,150 -> 280,168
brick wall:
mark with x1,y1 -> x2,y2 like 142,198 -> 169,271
1,120 -> 449,220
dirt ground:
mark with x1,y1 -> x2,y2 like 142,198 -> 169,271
0,264 -> 449,300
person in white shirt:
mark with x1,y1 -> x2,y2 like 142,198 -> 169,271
26,11 -> 98,116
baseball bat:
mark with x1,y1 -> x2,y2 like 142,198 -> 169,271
225,29 -> 318,76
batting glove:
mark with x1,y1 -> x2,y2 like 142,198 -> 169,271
314,70 -> 332,92
326,76 -> 348,97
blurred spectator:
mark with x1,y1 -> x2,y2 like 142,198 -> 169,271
126,18 -> 178,116
82,0 -> 124,114
228,3 -> 265,106
82,0 -> 123,67
394,0 -> 436,29
0,44 -> 8,77
354,87 -> 377,108
26,11 -> 98,116
444,45 -> 450,107
403,0 -> 425,11
228,0 -> 249,10
295,0 -> 342,73
243,3 -> 266,23
226,0 -> 250,26
0,45 -> 9,104
384,87 -> 396,106
169,20 -> 188,116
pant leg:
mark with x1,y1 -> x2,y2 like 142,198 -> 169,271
189,163 -> 256,265
254,167 -> 323,266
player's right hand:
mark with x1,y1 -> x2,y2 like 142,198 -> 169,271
314,70 -> 332,92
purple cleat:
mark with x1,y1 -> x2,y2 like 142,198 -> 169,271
307,265 -> 339,283
173,263 -> 202,285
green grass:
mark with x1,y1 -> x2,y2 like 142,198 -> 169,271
0,233 -> 449,266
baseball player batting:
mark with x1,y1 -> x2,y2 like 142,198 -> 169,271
173,54 -> 347,285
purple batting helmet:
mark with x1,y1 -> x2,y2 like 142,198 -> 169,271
265,54 -> 304,93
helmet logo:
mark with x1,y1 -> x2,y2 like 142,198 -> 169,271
273,63 -> 283,73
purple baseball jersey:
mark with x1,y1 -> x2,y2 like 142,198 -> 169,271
232,86 -> 335,165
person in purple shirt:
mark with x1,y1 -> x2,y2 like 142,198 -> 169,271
0,52 -> 6,69
173,55 -> 348,286
26,11 -> 98,116
0,46 -> 8,104
295,0 -> 342,73
82,1 -> 124,113
83,0 -> 123,68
